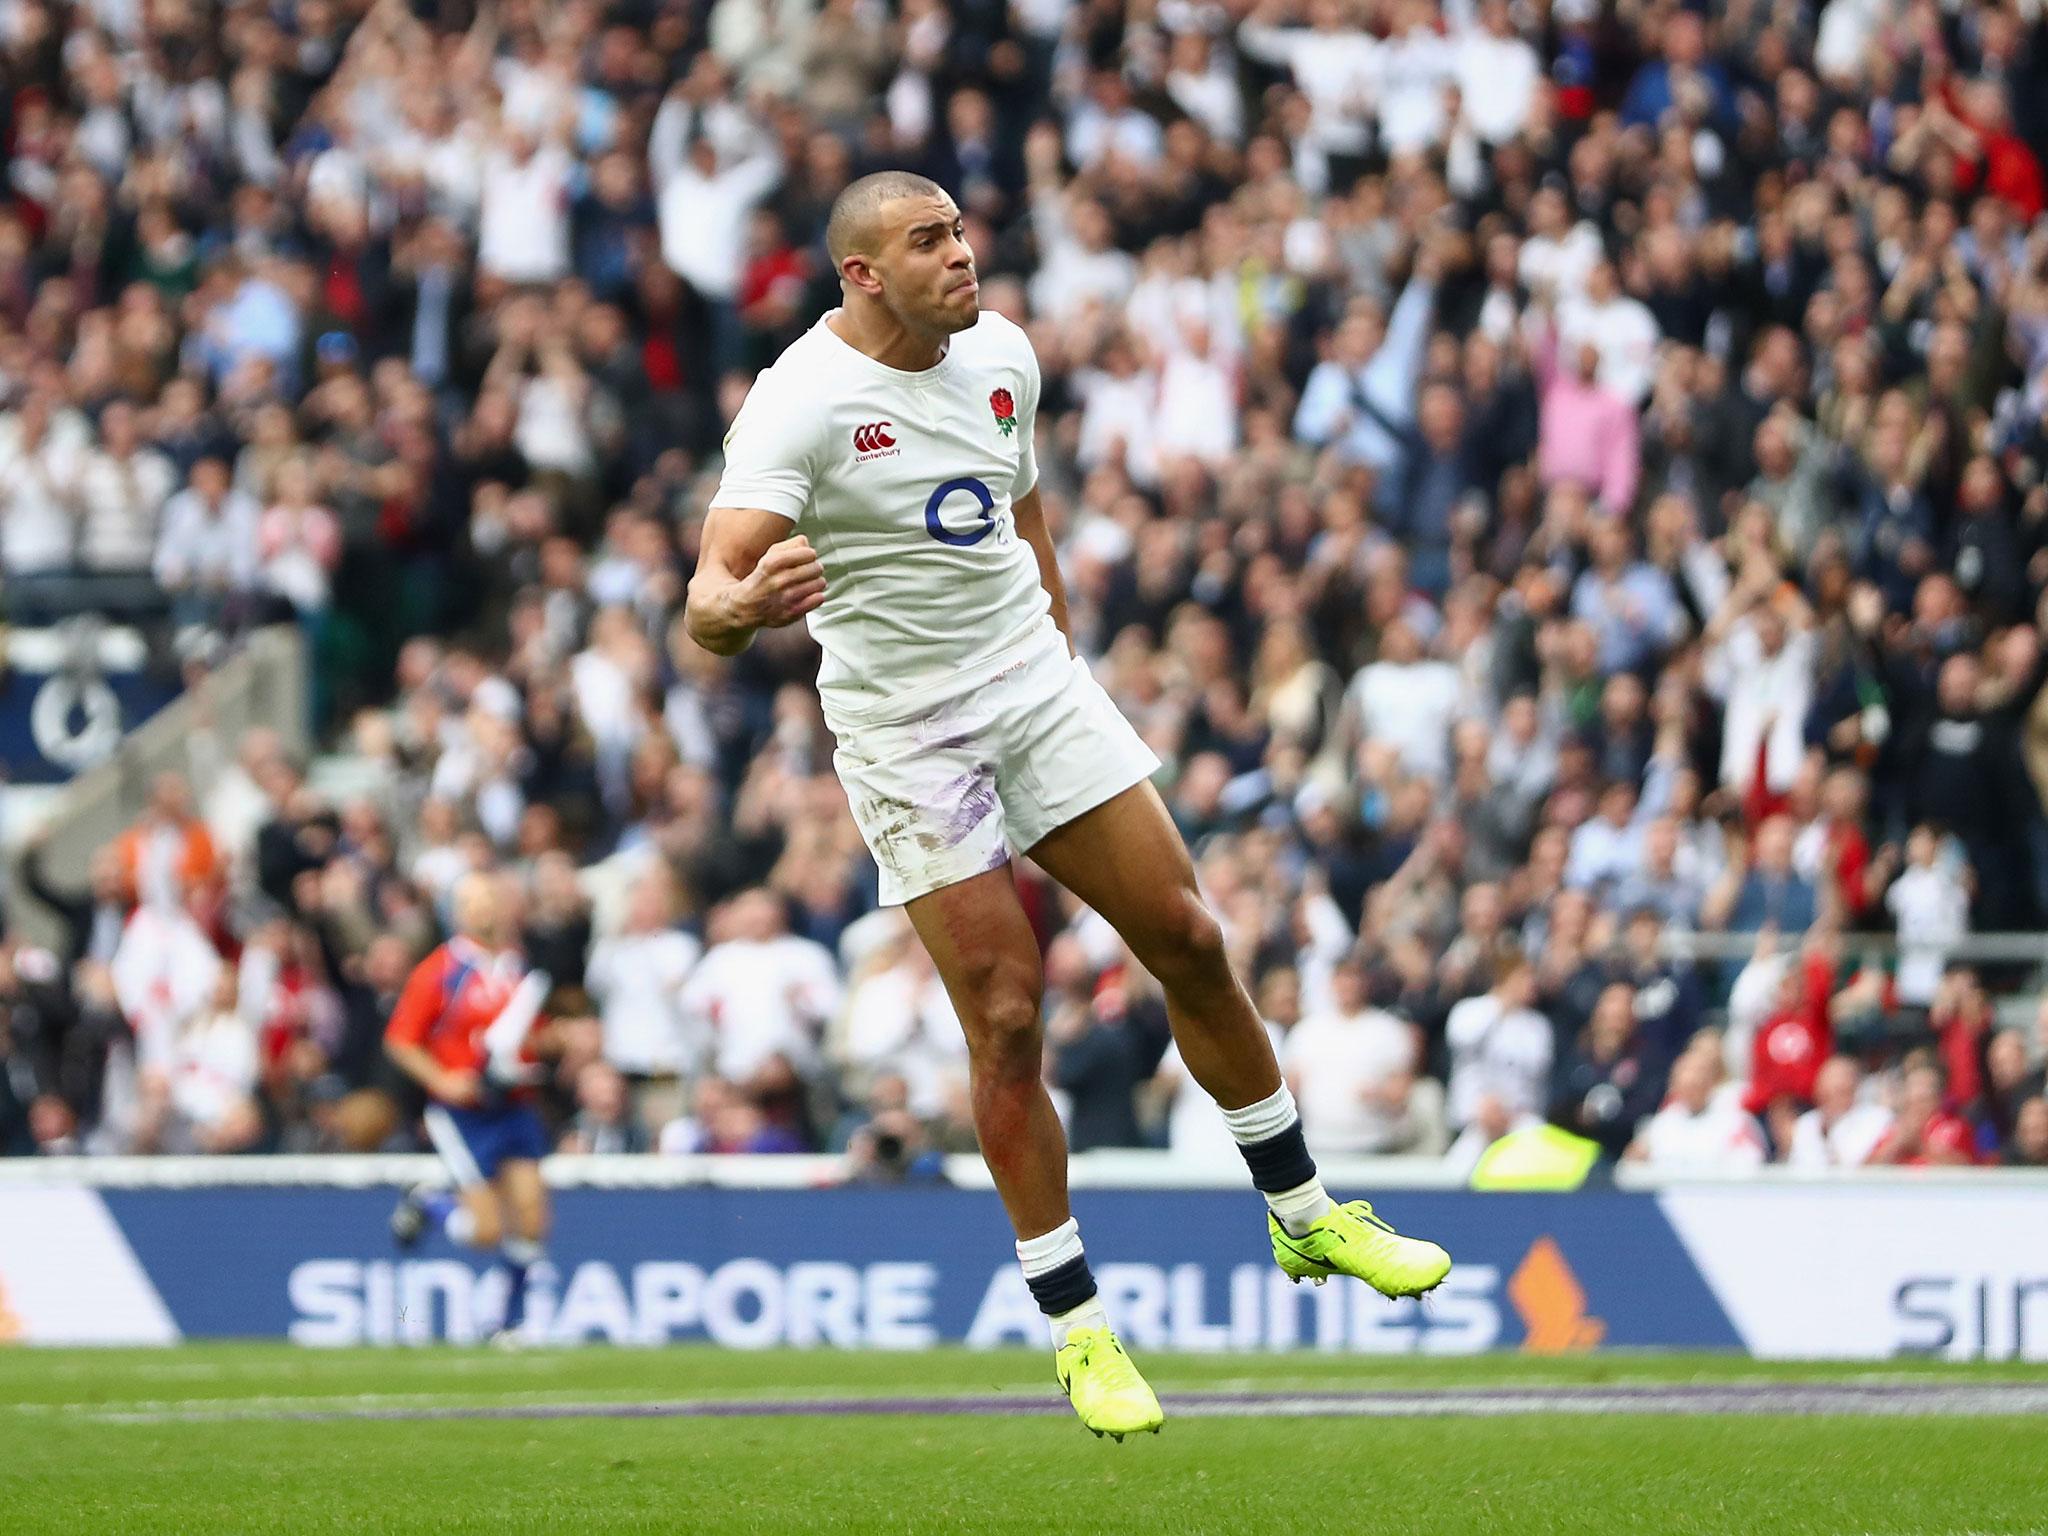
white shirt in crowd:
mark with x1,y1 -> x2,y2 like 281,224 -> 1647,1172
75,446 -> 176,572
1165,60 -> 1243,145
1886,862 -> 1971,1007
1517,222 -> 1603,307
1455,27 -> 1540,145
586,928 -> 705,1076
1705,616 -> 1815,798
1076,364 -> 1161,485
1376,24 -> 1457,155
1236,21 -> 1378,156
655,148 -> 781,301
1151,345 -> 1237,467
1029,204 -> 1138,324
1444,992 -> 1554,1129
712,309 -> 1048,722
111,906 -> 224,1073
0,413 -> 89,574
1637,1092 -> 1768,1172
1283,1004 -> 1417,1155
478,141 -> 573,285
1346,657 -> 1462,783
1158,1019 -> 1286,1165
1556,291 -> 1661,406
836,957 -> 967,1118
1787,1101 -> 1895,1170
153,486 -> 262,593
169,1010 -> 258,1131
680,934 -> 844,1080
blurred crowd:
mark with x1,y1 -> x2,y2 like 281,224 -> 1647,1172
6,0 -> 2048,1176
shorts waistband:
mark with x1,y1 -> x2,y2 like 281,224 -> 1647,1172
820,621 -> 1063,732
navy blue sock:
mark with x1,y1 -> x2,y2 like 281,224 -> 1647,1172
1023,1254 -> 1098,1316
1236,1119 -> 1319,1195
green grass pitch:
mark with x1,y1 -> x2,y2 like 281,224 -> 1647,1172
8,1345 -> 2048,1535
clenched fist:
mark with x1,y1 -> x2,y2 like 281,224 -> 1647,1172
741,534 -> 828,628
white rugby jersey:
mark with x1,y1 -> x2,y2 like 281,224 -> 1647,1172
711,309 -> 1051,723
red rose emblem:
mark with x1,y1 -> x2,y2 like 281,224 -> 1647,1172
990,387 -> 1016,435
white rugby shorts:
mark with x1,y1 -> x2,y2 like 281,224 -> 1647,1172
830,636 -> 1161,906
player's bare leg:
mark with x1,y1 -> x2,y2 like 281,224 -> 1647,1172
491,1160 -> 549,1343
457,1185 -> 503,1248
905,865 -> 1068,1239
1029,781 -> 1451,1297
908,862 -> 1161,1436
1025,781 -> 1277,1110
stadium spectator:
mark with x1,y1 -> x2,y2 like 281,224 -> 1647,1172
1871,1061 -> 1980,1167
1550,980 -> 1664,1160
1045,936 -> 1165,1153
150,966 -> 262,1155
1444,954 -> 1553,1152
558,1060 -> 650,1156
1630,1042 -> 1767,1172
680,888 -> 841,1085
584,868 -> 703,1128
1785,1056 -> 1895,1171
1283,955 -> 1437,1157
2006,1096 -> 2048,1168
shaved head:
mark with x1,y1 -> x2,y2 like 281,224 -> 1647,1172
826,170 -> 947,267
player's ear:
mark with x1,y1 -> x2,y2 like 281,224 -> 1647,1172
840,252 -> 883,297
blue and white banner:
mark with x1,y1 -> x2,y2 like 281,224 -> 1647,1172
0,624 -> 181,782
4,1184 -> 2046,1358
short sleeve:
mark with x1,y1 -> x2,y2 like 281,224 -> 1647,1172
385,954 -> 444,1048
1010,334 -> 1041,499
711,370 -> 816,522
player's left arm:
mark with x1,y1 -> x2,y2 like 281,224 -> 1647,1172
1012,483 -> 1074,659
1008,327 -> 1071,656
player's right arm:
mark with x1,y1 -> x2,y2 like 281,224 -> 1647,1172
690,368 -> 823,656
684,509 -> 825,656
385,953 -> 482,1107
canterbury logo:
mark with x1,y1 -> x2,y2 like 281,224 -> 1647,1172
852,422 -> 896,453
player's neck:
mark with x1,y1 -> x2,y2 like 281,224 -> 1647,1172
828,302 -> 949,373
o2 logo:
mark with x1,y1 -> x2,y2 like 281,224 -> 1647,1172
924,477 -> 1007,547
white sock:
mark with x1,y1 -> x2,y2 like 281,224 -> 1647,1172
1047,1295 -> 1110,1349
1265,1176 -> 1335,1237
1220,1084 -> 1333,1236
1016,1218 -> 1107,1348
1218,1084 -> 1298,1143
445,1205 -> 478,1246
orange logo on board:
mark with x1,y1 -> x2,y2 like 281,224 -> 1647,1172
1508,1236 -> 1606,1354
0,1275 -> 22,1343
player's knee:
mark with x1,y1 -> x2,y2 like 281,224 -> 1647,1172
1149,890 -> 1228,977
959,964 -> 1043,1075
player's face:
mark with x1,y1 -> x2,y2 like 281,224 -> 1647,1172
453,874 -> 505,946
881,195 -> 978,333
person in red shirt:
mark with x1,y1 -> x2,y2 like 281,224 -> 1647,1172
1872,1062 -> 1979,1167
1743,940 -> 1836,1153
1808,767 -> 1877,924
385,872 -> 555,1342
1928,968 -> 1992,1115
